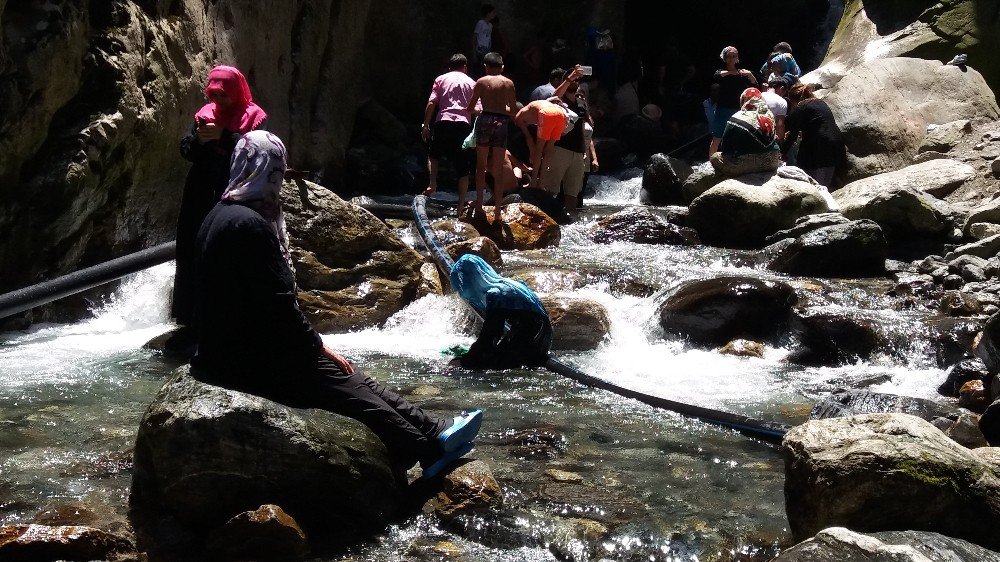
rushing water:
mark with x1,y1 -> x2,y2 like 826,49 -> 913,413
0,176 -> 950,561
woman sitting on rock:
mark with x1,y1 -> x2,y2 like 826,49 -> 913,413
450,254 -> 552,369
191,130 -> 481,478
710,87 -> 782,177
782,82 -> 845,188
172,65 -> 269,349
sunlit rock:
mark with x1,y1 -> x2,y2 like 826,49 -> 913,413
131,367 -> 403,542
461,203 -> 561,251
833,182 -> 957,240
0,524 -> 136,561
783,413 -> 1000,548
540,295 -> 611,351
811,389 -> 967,422
445,236 -> 503,269
423,459 -> 502,521
429,219 -> 481,245
689,177 -> 831,248
772,527 -> 1000,562
206,504 -> 309,561
717,338 -> 766,358
658,276 -> 798,346
282,179 -> 425,332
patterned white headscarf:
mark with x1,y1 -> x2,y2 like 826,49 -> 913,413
222,130 -> 293,270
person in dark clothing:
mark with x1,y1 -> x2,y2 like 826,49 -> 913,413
781,83 -> 845,187
710,46 -> 757,157
191,130 -> 482,478
544,79 -> 588,209
450,254 -> 552,370
173,65 -> 268,339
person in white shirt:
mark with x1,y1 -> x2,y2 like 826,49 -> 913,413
471,5 -> 496,77
761,76 -> 790,143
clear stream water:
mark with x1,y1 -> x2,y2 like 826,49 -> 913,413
0,175 -> 949,561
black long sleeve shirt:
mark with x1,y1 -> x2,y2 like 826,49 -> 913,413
191,202 -> 323,382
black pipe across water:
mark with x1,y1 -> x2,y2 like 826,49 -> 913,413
0,242 -> 176,320
412,195 -> 790,443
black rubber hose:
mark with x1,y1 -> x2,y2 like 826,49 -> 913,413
412,195 -> 789,442
0,241 -> 177,320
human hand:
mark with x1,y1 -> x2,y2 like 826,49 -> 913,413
197,122 -> 222,143
568,64 -> 585,82
322,345 -> 355,375
421,123 -> 431,142
591,158 -> 599,171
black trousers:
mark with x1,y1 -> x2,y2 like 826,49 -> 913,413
198,356 -> 447,469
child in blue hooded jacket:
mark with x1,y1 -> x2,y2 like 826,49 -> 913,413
450,254 -> 552,369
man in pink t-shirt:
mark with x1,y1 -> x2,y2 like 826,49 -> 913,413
422,53 -> 477,202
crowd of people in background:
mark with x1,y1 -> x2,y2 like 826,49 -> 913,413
419,6 -> 846,222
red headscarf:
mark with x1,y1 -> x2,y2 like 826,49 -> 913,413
193,65 -> 267,134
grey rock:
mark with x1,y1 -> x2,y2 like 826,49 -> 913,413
938,358 -> 990,397
963,200 -> 1000,233
640,153 -> 687,205
948,254 -> 989,271
764,213 -> 851,244
773,527 -> 1000,562
960,264 -> 987,282
541,295 -> 612,351
969,223 -> 1000,241
679,162 -> 720,203
783,413 -> 1000,548
917,255 -> 946,274
919,119 -> 973,153
838,159 -> 976,198
885,259 -> 916,274
811,389 -> 968,422
767,220 -> 887,278
446,237 -> 503,269
833,183 -> 956,239
590,207 -> 700,246
945,234 -> 1000,262
790,310 -> 884,365
941,413 -> 989,449
942,275 -> 964,290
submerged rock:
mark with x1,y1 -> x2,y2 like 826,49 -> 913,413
590,207 -> 699,246
689,177 -> 831,248
789,310 -> 884,365
541,295 -> 611,351
131,368 -> 402,541
717,338 -> 766,358
283,179 -> 425,332
783,413 -> 1000,548
658,276 -> 798,346
767,220 -> 887,278
772,527 -> 1000,562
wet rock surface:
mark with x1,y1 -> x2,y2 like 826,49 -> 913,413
540,295 -> 611,351
783,413 -> 1000,548
590,207 -> 700,246
772,527 -> 1000,562
461,203 -> 561,251
445,236 -> 503,269
789,310 -> 884,365
658,276 -> 798,346
640,153 -> 689,205
424,460 -> 503,521
206,504 -> 309,561
0,524 -> 137,562
767,220 -> 887,278
811,389 -> 967,422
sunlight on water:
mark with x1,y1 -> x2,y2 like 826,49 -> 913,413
585,170 -> 643,204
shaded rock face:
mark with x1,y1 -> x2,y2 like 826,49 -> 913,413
767,220 -> 887,278
974,311 -> 1000,372
813,57 -> 999,183
979,399 -> 1000,446
790,310 -> 884,365
764,212 -> 851,244
282,179 -> 425,332
639,153 -> 689,205
131,367 -> 402,542
540,295 -> 611,351
590,207 -> 700,246
772,527 -> 1000,562
689,177 -> 832,248
461,203 -> 561,251
810,389 -> 968,423
657,276 -> 798,347
938,358 -> 990,397
782,413 -> 1000,549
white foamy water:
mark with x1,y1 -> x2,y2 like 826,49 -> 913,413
585,169 -> 643,204
0,263 -> 176,387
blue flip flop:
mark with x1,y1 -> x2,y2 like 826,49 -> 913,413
422,441 -> 474,479
438,410 -> 484,452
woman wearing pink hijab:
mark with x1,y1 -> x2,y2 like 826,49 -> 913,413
171,65 -> 268,342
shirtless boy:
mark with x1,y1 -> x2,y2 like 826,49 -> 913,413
466,52 -> 517,221
514,65 -> 583,188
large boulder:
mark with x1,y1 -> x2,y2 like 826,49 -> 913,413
639,153 -> 688,205
131,368 -> 403,541
782,413 -> 1000,548
282,179 -> 425,332
772,527 -> 1000,562
541,295 -> 612,351
811,389 -> 968,423
657,276 -> 798,346
836,159 -> 976,199
832,183 -> 956,239
767,220 -> 887,278
764,212 -> 851,244
689,177 -> 832,248
680,162 -> 721,203
589,207 -> 699,246
920,120 -> 973,154
814,57 -> 999,182
944,233 -> 1000,262
790,310 -> 884,365
461,203 -> 561,251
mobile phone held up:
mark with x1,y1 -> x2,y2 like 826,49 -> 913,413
580,66 -> 593,76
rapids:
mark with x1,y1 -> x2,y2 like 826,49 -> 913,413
0,175 -> 950,561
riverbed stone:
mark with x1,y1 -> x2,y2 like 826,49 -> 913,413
920,120 -> 974,154
0,524 -> 136,561
959,380 -> 988,412
658,276 -> 798,346
767,220 -> 887,278
640,153 -> 687,205
940,290 -> 983,316
832,183 -> 956,240
717,338 -> 766,358
928,316 -> 980,367
206,504 -> 309,561
462,203 -> 561,251
783,413 -> 1000,548
974,312 -> 1000,372
938,358 -> 990,397
131,367 -> 402,540
763,213 -> 851,244
936,413 -> 989,449
789,310 -> 883,365
445,236 -> 503,269
590,207 -> 700,245
970,223 -> 1000,240
772,527 -> 1000,562
680,161 -> 720,203
689,176 -> 832,248
430,219 -> 480,245
945,234 -> 1000,263
541,295 -> 611,351
810,389 -> 967,423
416,262 -> 443,298
283,179 -> 425,332
425,459 -> 502,521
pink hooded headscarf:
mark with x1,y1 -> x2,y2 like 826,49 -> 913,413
194,65 -> 267,134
